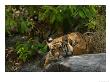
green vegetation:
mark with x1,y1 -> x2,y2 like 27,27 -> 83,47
15,39 -> 47,62
39,6 -> 97,33
5,5 -> 105,37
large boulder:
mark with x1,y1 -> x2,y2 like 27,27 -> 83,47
44,53 -> 106,72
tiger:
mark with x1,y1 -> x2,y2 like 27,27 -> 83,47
44,32 -> 94,67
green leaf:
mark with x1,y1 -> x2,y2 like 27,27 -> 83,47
20,20 -> 28,33
50,14 -> 56,24
79,9 -> 85,18
83,7 -> 93,18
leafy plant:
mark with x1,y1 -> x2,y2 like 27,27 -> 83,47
15,41 -> 32,62
5,5 -> 33,35
15,39 -> 47,62
5,5 -> 105,36
38,5 -> 97,33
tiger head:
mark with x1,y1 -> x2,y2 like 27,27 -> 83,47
44,37 -> 64,67
44,37 -> 75,67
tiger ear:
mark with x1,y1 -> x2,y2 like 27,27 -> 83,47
46,37 -> 53,48
47,37 -> 53,43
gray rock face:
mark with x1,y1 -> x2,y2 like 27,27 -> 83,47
18,60 -> 42,72
45,53 -> 106,72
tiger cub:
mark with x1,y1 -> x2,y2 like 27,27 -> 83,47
44,32 -> 87,67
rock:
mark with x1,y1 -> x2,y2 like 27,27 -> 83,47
44,63 -> 72,72
18,60 -> 42,72
44,53 -> 106,72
